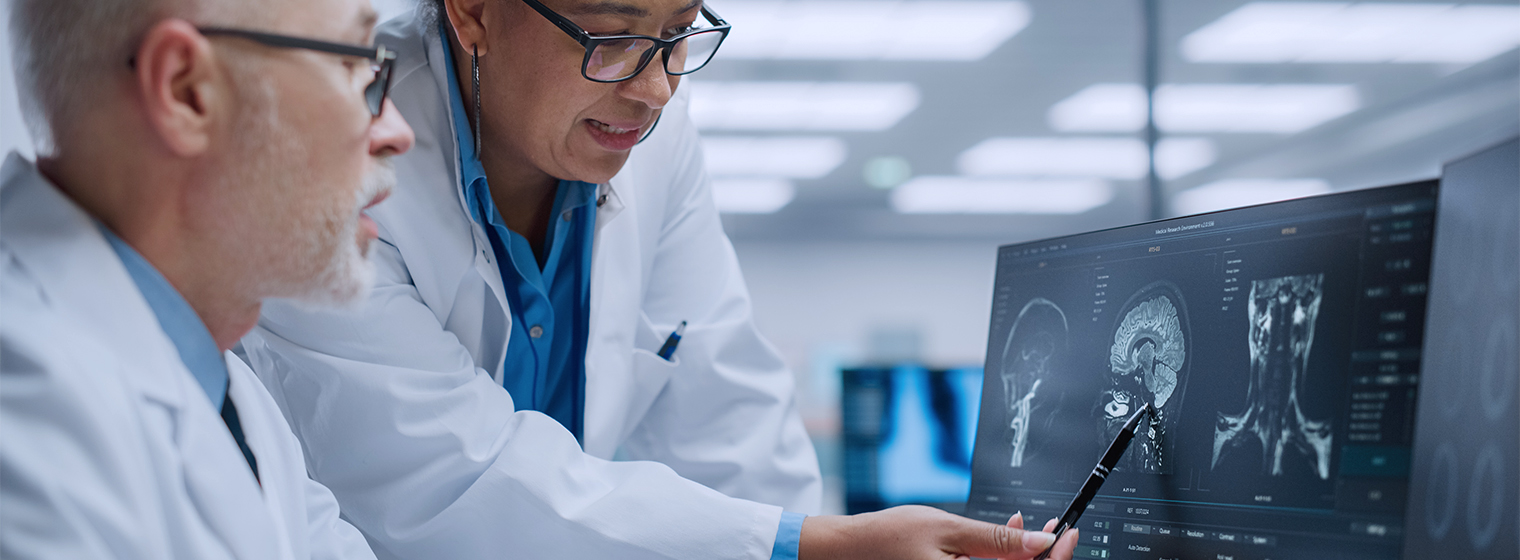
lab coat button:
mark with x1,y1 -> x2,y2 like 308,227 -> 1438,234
529,325 -> 544,338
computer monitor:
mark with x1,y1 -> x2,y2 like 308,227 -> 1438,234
966,180 -> 1439,560
1403,138 -> 1519,559
841,365 -> 982,514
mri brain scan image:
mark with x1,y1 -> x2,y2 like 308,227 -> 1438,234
1000,298 -> 1069,468
1098,281 -> 1189,474
1213,274 -> 1334,479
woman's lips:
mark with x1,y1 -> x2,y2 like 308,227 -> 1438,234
584,118 -> 642,151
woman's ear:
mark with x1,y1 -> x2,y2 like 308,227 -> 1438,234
441,0 -> 490,56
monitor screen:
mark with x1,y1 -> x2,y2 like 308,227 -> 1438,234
966,181 -> 1439,560
842,365 -> 982,513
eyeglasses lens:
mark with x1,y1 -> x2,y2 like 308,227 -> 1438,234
665,30 -> 723,75
364,61 -> 392,116
584,29 -> 724,82
586,38 -> 658,81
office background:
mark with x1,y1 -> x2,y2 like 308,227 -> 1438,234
3,0 -> 1516,515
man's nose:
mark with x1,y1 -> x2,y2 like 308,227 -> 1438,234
370,99 -> 416,157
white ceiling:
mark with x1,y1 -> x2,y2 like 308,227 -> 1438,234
369,0 -> 1520,243
698,0 -> 1520,243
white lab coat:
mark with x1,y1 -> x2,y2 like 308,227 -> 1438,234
236,9 -> 820,560
0,154 -> 375,560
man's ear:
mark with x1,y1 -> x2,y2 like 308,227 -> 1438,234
443,0 -> 491,56
133,19 -> 220,157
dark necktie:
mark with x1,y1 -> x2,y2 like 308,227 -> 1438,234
220,387 -> 260,484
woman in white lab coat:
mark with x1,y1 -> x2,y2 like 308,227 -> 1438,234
239,1 -> 1086,558
238,1 -> 826,558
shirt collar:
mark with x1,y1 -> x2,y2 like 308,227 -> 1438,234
99,226 -> 230,408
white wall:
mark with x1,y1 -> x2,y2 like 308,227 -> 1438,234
732,239 -> 1009,514
731,239 -> 1004,421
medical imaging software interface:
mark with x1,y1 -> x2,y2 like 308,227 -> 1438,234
967,182 -> 1437,560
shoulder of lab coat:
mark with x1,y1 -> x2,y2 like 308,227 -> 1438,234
598,78 -> 823,514
366,11 -> 821,513
0,153 -> 374,560
242,222 -> 785,560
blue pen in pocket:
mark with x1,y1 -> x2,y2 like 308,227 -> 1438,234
656,321 -> 686,361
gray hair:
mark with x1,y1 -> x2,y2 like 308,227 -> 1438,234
7,0 -> 258,156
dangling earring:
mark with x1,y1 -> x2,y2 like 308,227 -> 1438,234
472,44 -> 482,155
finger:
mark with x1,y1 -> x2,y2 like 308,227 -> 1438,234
1043,518 -> 1058,533
951,521 -> 1056,559
1007,511 -> 1024,530
1046,528 -> 1079,560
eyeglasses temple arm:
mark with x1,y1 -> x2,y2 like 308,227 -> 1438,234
517,0 -> 593,45
198,27 -> 390,62
700,5 -> 728,27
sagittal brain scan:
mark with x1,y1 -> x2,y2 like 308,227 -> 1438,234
966,182 -> 1440,560
1212,274 -> 1334,479
1098,281 -> 1189,474
1000,298 -> 1069,468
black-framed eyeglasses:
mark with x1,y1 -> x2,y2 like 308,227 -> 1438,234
131,27 -> 398,117
519,0 -> 731,83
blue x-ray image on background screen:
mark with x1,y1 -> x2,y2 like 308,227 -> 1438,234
842,365 -> 982,513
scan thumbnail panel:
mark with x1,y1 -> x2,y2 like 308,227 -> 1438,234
973,241 -> 1359,510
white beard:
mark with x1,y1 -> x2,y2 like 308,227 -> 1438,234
284,159 -> 393,310
221,68 -> 394,312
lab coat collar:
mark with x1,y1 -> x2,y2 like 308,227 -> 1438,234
99,226 -> 231,410
0,152 -> 282,555
0,153 -> 188,410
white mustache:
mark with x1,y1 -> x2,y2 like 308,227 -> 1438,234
359,158 -> 397,213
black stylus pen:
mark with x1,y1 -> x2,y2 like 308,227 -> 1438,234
1034,402 -> 1154,560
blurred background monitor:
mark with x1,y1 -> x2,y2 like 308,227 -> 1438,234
840,365 -> 983,514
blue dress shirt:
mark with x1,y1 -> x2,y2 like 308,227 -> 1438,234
101,226 -> 258,479
440,31 -> 804,560
102,228 -> 229,407
441,37 -> 595,441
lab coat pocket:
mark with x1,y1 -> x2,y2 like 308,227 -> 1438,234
620,348 -> 677,443
621,314 -> 680,439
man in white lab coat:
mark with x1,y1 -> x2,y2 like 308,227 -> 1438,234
0,0 -> 415,557
238,0 -> 1081,559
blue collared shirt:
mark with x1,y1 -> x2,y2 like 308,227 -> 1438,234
441,36 -> 595,441
439,31 -> 804,560
101,226 -> 259,480
101,227 -> 229,407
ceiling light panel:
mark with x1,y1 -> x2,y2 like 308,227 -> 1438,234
712,178 -> 797,214
1172,178 -> 1333,216
957,137 -> 1217,180
715,1 -> 1031,61
702,137 -> 848,179
689,81 -> 921,131
1182,2 -> 1520,64
890,177 -> 1114,214
1048,83 -> 1360,134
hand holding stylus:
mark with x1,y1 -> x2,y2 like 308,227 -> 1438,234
1034,402 -> 1156,560
797,504 -> 1080,560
